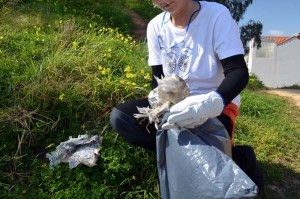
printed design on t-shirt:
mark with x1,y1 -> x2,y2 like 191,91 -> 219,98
158,35 -> 192,80
166,52 -> 177,73
178,48 -> 191,73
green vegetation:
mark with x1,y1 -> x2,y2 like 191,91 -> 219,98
281,84 -> 300,89
0,0 -> 299,198
125,1 -> 162,22
247,73 -> 266,91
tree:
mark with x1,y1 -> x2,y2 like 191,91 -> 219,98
240,20 -> 263,50
204,0 -> 263,53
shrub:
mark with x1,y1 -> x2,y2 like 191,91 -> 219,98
246,73 -> 266,91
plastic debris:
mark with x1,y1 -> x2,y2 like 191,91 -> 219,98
46,134 -> 102,169
134,75 -> 189,129
152,74 -> 189,108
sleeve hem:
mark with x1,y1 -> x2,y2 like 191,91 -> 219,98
148,59 -> 162,66
218,49 -> 244,60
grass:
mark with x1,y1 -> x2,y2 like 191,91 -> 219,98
0,0 -> 299,198
237,90 -> 300,198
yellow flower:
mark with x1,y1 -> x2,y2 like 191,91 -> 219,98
126,73 -> 136,78
120,79 -> 126,84
144,73 -> 151,80
59,93 -> 65,101
98,65 -> 103,71
124,65 -> 131,73
72,41 -> 78,48
101,68 -> 111,75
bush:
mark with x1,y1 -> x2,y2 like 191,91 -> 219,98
246,73 -> 266,91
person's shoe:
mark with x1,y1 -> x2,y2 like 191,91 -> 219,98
232,145 -> 265,193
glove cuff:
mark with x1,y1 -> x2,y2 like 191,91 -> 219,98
148,87 -> 160,108
207,91 -> 225,117
213,91 -> 225,108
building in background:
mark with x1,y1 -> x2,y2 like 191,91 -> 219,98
247,33 -> 300,88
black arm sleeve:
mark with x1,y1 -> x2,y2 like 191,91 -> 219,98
150,65 -> 164,89
216,54 -> 249,105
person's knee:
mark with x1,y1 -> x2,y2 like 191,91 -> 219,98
110,107 -> 139,142
110,106 -> 156,151
110,107 -> 128,132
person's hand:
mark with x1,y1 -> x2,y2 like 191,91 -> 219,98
161,91 -> 224,129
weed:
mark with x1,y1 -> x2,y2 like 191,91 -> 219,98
247,73 -> 266,91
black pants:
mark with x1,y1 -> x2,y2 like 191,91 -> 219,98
110,98 -> 233,152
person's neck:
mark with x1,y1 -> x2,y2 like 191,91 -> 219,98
170,1 -> 200,30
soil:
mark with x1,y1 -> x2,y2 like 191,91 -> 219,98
126,8 -> 147,41
265,89 -> 300,108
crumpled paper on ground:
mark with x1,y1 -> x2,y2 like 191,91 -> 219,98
46,134 -> 102,169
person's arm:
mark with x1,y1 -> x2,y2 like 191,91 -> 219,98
147,15 -> 165,90
160,54 -> 249,130
150,65 -> 164,89
151,55 -> 248,105
216,54 -> 249,105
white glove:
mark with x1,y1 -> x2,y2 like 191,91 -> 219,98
161,91 -> 224,129
148,87 -> 160,108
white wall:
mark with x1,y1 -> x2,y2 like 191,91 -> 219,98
275,38 -> 300,87
248,40 -> 277,87
248,38 -> 300,88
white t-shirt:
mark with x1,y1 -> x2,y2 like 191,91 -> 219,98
147,1 -> 244,106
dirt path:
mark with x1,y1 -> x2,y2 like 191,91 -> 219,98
265,89 -> 300,108
126,9 -> 147,41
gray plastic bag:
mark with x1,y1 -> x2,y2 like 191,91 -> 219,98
156,118 -> 258,199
